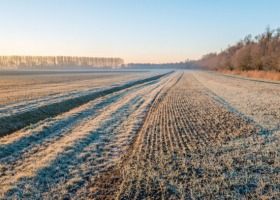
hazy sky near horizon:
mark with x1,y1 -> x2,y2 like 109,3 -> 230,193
0,0 -> 279,63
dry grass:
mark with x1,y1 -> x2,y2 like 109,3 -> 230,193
218,69 -> 280,81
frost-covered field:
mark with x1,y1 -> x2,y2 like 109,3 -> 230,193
94,71 -> 279,199
0,70 -> 279,199
0,70 -> 173,199
192,71 -> 280,132
0,71 -> 167,136
0,71 -> 161,105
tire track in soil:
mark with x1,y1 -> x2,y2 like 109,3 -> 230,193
89,72 -> 259,199
0,78 -> 163,160
0,72 -> 172,137
0,72 -> 178,199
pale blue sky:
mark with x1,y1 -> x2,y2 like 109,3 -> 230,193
0,0 -> 279,63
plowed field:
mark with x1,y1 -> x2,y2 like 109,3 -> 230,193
0,71 -> 279,199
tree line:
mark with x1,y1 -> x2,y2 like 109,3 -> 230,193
197,27 -> 280,71
0,56 -> 125,70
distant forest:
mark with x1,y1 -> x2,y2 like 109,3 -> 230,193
197,27 -> 280,72
0,56 -> 125,70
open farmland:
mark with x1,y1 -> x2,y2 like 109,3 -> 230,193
0,71 -> 162,105
0,71 -> 279,199
0,70 -> 167,136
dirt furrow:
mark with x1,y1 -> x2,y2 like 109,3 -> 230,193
0,77 -> 166,162
0,72 -> 172,137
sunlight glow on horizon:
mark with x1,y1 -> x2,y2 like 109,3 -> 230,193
0,0 -> 279,63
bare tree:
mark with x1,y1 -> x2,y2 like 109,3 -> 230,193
197,27 -> 280,72
0,56 -> 125,70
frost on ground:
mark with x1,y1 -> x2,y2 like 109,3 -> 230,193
0,71 -> 162,105
0,71 -> 169,136
0,71 -> 175,199
192,71 -> 280,132
0,71 -> 279,199
93,72 -> 279,199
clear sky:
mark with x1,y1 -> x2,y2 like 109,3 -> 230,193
0,0 -> 279,63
